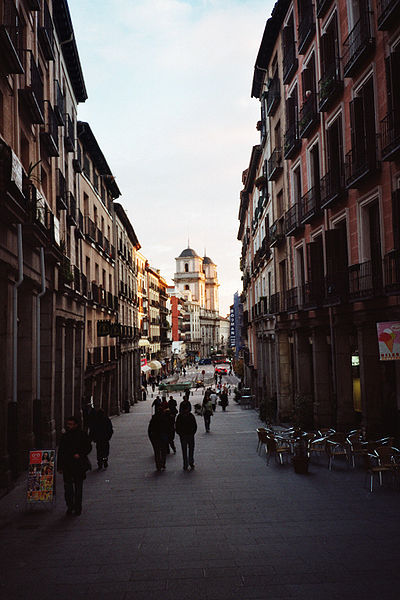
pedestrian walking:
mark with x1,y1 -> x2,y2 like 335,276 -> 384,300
142,386 -> 147,402
175,402 -> 197,470
57,416 -> 92,516
210,389 -> 218,412
168,396 -> 178,415
179,397 -> 192,413
220,388 -> 228,411
202,396 -> 214,432
165,408 -> 177,454
148,408 -> 170,471
89,408 -> 113,469
152,395 -> 162,413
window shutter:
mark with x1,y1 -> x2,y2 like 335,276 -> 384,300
392,190 -> 400,250
349,97 -> 364,165
362,80 -> 376,166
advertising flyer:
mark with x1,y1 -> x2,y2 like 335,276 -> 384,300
377,322 -> 400,361
27,450 -> 56,503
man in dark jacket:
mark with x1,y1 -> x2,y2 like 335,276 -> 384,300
148,408 -> 170,471
175,403 -> 197,471
89,408 -> 113,469
57,416 -> 92,516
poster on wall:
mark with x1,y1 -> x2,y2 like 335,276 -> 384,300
377,322 -> 400,361
27,450 -> 56,503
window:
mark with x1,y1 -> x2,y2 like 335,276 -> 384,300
184,263 -> 189,272
347,76 -> 376,187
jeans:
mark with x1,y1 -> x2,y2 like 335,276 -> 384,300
204,413 -> 211,432
96,440 -> 110,465
179,435 -> 195,469
63,471 -> 84,511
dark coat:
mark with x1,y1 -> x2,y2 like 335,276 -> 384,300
175,412 -> 197,437
148,412 -> 170,444
89,414 -> 113,443
58,428 -> 92,477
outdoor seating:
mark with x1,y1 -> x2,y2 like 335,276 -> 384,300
308,435 -> 328,462
347,438 -> 369,468
265,434 -> 291,466
363,452 -> 397,492
256,428 -> 268,455
326,433 -> 351,470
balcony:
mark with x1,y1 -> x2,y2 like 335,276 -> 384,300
266,75 -> 280,116
299,93 -> 318,138
38,1 -> 55,61
343,14 -> 374,79
269,218 -> 285,247
56,168 -> 67,210
323,272 -> 349,305
54,80 -> 65,125
345,137 -> 379,189
104,236 -> 110,256
316,0 -> 333,18
384,250 -> 400,294
318,60 -> 343,112
40,103 -> 59,157
270,292 -> 281,314
73,266 -> 81,293
282,44 -> 297,85
300,185 -> 321,225
378,0 -> 400,30
26,184 -> 53,246
0,0 -> 24,75
85,216 -> 96,241
302,281 -> 324,309
64,114 -> 75,153
284,202 -> 303,236
81,273 -> 88,297
286,287 -> 299,312
267,149 -> 283,181
18,51 -> 44,124
320,169 -> 345,210
348,260 -> 383,301
96,228 -> 103,250
284,121 -> 301,159
298,11 -> 315,55
66,192 -> 76,226
27,0 -> 40,9
381,111 -> 400,161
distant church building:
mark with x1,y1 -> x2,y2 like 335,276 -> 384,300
173,247 -> 220,357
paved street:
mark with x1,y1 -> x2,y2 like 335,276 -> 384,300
1,380 -> 400,600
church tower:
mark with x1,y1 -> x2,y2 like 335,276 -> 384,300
203,255 -> 219,312
173,247 -> 205,307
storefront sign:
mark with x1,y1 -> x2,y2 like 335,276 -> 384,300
377,322 -> 400,361
27,450 -> 56,503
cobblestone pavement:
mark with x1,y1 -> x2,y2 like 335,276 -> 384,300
1,383 -> 400,600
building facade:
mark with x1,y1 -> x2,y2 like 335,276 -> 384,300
240,0 -> 400,436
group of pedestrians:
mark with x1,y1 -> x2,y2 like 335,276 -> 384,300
148,391 -> 197,471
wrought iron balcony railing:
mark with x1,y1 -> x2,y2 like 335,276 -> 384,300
300,185 -> 321,225
345,135 -> 379,189
0,0 -> 24,75
266,75 -> 280,116
284,121 -> 301,159
299,93 -> 318,138
267,148 -> 283,181
381,110 -> 400,161
318,59 -> 343,112
284,202 -> 303,236
377,0 -> 400,30
282,43 -> 297,84
343,13 -> 375,78
348,259 -> 383,300
320,168 -> 345,210
298,10 -> 315,55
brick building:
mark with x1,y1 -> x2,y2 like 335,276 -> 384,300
240,0 -> 400,436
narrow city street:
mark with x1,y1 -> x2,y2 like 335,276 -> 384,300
1,376 -> 400,600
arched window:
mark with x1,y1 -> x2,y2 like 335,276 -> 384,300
185,285 -> 189,290
184,263 -> 189,272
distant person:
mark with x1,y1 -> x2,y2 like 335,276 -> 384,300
57,416 -> 92,516
202,396 -> 214,433
148,408 -> 170,471
179,397 -> 192,414
168,396 -> 178,416
89,408 -> 113,469
220,388 -> 228,411
152,395 -> 162,413
142,386 -> 147,402
210,390 -> 218,412
175,402 -> 197,470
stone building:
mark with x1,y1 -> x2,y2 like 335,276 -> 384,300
0,0 -> 87,484
240,0 -> 400,436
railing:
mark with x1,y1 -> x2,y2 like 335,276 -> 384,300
343,13 -> 374,78
286,287 -> 299,312
85,216 -> 96,241
1,0 -> 24,73
67,192 -> 76,224
299,93 -> 318,138
56,168 -> 67,209
345,136 -> 378,189
318,59 -> 343,112
300,185 -> 321,224
104,237 -> 110,256
267,148 -> 283,180
270,292 -> 281,314
73,266 -> 81,292
19,51 -> 44,124
380,110 -> 400,161
269,218 -> 285,247
38,0 -> 55,61
298,10 -> 315,55
54,80 -> 65,125
64,113 -> 75,152
320,168 -> 345,209
384,250 -> 400,293
96,228 -> 103,249
377,0 -> 400,30
282,42 -> 297,84
348,260 -> 383,300
41,102 -> 59,157
266,75 -> 280,115
284,120 -> 301,159
323,272 -> 348,304
284,202 -> 302,236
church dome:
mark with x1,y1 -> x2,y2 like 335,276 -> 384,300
203,256 -> 215,265
179,247 -> 200,258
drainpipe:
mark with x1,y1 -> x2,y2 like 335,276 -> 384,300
36,247 -> 46,401
12,224 -> 24,404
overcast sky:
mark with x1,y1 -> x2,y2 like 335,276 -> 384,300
68,0 -> 274,315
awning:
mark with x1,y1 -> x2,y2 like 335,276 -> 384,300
138,339 -> 150,347
149,360 -> 162,370
141,365 -> 151,373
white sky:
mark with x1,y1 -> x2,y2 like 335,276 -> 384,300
68,0 -> 274,315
